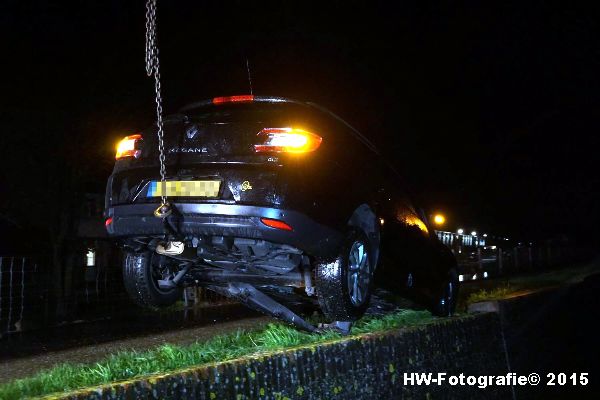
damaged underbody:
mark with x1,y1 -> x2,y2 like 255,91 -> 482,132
121,231 -> 328,333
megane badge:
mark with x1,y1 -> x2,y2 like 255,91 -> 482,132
168,147 -> 208,153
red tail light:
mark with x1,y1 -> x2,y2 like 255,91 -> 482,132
212,95 -> 254,104
115,134 -> 142,160
260,217 -> 293,231
104,217 -> 113,227
254,128 -> 322,153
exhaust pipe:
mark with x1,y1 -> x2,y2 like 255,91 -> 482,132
155,241 -> 185,255
150,240 -> 198,262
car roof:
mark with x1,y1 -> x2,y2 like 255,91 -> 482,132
180,96 -> 306,111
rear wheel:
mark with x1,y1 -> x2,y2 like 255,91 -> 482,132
315,230 -> 374,321
123,251 -> 183,309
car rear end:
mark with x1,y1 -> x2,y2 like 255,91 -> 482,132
105,96 -> 345,270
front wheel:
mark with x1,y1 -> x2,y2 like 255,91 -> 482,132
315,230 -> 375,321
432,268 -> 459,317
123,251 -> 183,309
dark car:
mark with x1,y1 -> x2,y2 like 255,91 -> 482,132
104,95 -> 458,331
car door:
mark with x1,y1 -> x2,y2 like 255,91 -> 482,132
374,164 -> 442,293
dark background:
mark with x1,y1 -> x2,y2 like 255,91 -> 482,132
1,0 -> 599,245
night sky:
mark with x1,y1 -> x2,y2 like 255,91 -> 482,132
1,1 -> 599,244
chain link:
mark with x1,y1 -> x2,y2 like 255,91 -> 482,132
145,0 -> 168,208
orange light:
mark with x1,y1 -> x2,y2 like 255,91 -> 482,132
212,95 -> 254,104
260,217 -> 293,231
116,134 -> 142,160
397,210 -> 429,234
406,215 -> 429,234
254,128 -> 322,153
433,214 -> 446,225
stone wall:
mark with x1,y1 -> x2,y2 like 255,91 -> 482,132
56,313 -> 511,400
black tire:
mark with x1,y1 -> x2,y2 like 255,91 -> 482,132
432,268 -> 459,317
315,230 -> 375,321
123,251 -> 182,309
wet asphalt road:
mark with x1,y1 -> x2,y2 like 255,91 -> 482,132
0,304 -> 269,383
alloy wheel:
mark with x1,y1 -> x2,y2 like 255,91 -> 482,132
347,240 -> 371,306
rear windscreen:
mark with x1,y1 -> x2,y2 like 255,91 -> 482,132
181,102 -> 315,124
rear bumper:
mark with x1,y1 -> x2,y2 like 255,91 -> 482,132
105,203 -> 343,259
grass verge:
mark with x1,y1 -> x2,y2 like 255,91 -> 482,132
466,285 -> 517,304
463,259 -> 600,306
0,309 -> 435,400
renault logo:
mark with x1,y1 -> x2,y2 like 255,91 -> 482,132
186,125 -> 199,139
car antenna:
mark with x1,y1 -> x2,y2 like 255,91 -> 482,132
246,57 -> 253,95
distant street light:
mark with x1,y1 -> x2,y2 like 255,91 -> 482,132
433,214 -> 446,225
457,228 -> 464,234
471,231 -> 477,236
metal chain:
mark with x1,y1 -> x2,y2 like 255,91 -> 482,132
145,0 -> 169,213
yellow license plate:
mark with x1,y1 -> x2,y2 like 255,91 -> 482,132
147,180 -> 220,197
